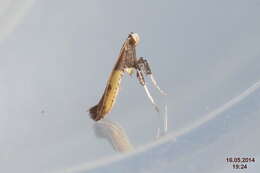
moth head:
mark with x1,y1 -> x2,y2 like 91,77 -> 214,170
128,32 -> 140,46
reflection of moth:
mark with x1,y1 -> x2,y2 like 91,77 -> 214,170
94,119 -> 134,153
89,33 -> 166,121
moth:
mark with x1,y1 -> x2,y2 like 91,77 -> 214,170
89,32 -> 165,121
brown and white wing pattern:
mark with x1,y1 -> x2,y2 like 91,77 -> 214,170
89,34 -> 139,121
89,33 -> 165,121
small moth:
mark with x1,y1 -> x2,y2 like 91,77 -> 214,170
89,32 -> 165,121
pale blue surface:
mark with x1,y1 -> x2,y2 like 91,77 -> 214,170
0,0 -> 260,172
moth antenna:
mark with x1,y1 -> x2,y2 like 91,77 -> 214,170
143,84 -> 160,112
150,74 -> 167,95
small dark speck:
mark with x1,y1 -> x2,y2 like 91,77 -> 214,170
41,110 -> 45,115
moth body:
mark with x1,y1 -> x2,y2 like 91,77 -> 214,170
89,33 -> 165,121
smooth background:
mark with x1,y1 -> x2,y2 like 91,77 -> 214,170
0,0 -> 260,172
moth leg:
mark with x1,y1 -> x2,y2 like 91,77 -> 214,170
150,75 -> 167,95
137,57 -> 167,95
136,68 -> 159,112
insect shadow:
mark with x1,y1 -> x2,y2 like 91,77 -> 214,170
93,106 -> 168,153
